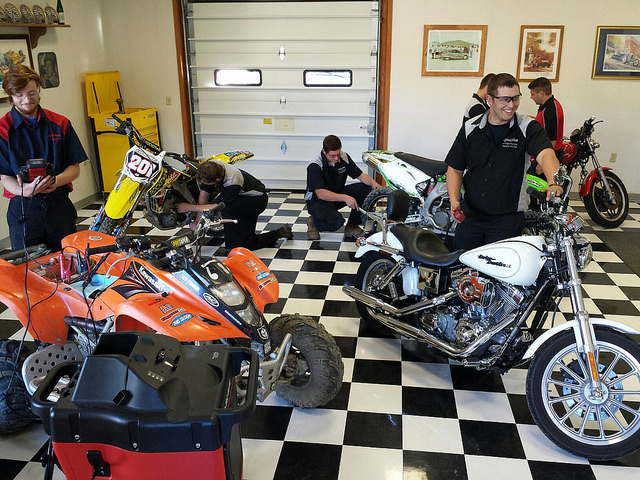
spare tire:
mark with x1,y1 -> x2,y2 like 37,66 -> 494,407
0,340 -> 34,435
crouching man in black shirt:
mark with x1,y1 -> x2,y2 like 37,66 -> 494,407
305,135 -> 380,240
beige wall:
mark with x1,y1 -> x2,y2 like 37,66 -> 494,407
387,0 -> 640,196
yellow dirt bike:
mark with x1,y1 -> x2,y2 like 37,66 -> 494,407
90,114 -> 253,237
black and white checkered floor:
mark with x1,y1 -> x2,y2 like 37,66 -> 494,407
1,192 -> 640,480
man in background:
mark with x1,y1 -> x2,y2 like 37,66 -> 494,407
176,160 -> 293,253
462,73 -> 495,124
528,77 -> 564,164
305,135 -> 380,240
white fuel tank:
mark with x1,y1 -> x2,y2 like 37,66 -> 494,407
459,236 -> 547,286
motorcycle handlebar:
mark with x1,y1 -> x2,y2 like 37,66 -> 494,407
85,236 -> 153,256
526,186 -> 563,206
202,202 -> 226,218
111,114 -> 162,155
85,244 -> 119,256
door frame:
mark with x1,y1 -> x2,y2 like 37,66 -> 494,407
171,0 -> 392,156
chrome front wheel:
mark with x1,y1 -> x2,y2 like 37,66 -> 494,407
526,328 -> 640,460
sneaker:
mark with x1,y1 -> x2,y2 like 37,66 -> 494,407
307,216 -> 320,240
277,224 -> 293,240
344,223 -> 365,238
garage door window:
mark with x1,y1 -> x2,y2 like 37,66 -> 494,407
214,69 -> 262,87
303,70 -> 353,87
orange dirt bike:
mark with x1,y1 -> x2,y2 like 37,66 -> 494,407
0,205 -> 343,410
90,113 -> 253,237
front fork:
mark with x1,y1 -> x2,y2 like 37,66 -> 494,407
561,237 -> 604,398
582,152 -> 616,204
594,164 -> 617,204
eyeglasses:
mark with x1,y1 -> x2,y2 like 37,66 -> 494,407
489,93 -> 522,104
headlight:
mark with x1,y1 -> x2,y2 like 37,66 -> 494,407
573,235 -> 593,271
568,215 -> 586,233
235,304 -> 262,326
209,281 -> 245,306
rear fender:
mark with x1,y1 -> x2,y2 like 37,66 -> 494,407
104,176 -> 143,219
523,318 -> 640,360
354,230 -> 404,259
0,258 -> 88,344
579,166 -> 612,198
222,248 -> 279,312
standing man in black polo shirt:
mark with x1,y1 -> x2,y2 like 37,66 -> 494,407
445,73 -> 563,251
305,135 -> 380,240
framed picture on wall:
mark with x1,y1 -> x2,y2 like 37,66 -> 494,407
592,26 -> 640,79
516,25 -> 564,82
38,52 -> 60,88
422,25 -> 487,77
0,34 -> 34,102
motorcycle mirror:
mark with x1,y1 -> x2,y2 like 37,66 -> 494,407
554,166 -> 569,184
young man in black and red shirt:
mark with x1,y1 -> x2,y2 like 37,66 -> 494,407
529,76 -> 564,162
0,65 -> 86,251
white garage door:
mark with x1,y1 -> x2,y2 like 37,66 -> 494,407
184,1 -> 379,189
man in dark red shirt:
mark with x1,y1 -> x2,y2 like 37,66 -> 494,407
528,77 -> 564,163
0,65 -> 87,251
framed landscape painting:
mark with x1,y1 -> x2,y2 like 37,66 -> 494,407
592,26 -> 640,79
422,25 -> 487,77
0,34 -> 34,102
516,25 -> 564,82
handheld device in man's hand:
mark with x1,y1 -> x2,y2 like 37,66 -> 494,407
19,159 -> 55,183
453,208 -> 466,222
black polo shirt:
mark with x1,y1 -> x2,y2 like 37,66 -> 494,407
445,112 -> 551,217
305,151 -> 363,201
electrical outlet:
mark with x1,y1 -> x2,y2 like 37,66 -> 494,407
609,152 -> 617,163
165,96 -> 172,106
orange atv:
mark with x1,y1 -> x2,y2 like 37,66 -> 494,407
0,207 -> 343,409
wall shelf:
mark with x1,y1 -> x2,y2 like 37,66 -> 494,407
0,23 -> 70,48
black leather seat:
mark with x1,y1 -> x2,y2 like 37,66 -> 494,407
391,224 -> 463,267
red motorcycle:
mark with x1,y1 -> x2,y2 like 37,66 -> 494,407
561,117 -> 629,228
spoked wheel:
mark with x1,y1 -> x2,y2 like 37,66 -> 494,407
583,171 -> 629,228
526,328 -> 640,460
354,251 -> 408,331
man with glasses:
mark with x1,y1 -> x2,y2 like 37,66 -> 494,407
0,65 -> 86,251
445,73 -> 562,250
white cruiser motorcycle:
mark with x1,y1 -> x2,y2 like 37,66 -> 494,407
344,181 -> 640,460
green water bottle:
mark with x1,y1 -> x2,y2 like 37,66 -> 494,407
56,0 -> 65,24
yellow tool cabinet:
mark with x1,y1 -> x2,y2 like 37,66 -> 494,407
85,71 -> 160,192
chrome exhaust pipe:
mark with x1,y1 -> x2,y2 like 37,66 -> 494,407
342,286 -> 455,315
370,309 -> 518,358
343,286 -> 517,358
